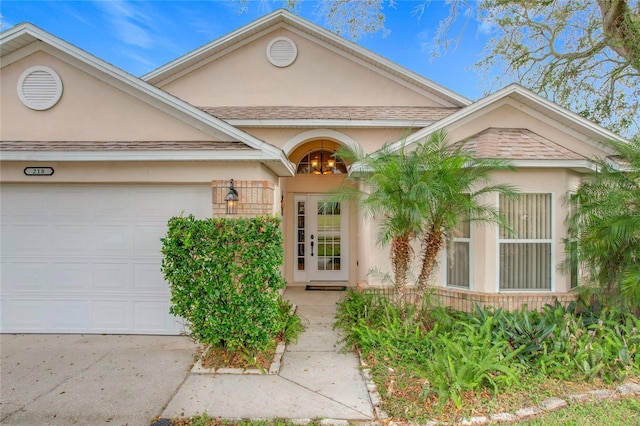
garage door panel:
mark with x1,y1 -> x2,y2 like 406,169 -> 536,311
133,189 -> 175,220
133,225 -> 165,255
91,225 -> 133,254
92,301 -> 132,331
1,183 -> 211,334
1,300 -> 49,331
133,301 -> 174,331
1,188 -> 50,219
53,225 -> 89,253
133,263 -> 169,293
1,261 -> 50,291
51,300 -> 89,330
5,225 -> 50,254
92,263 -> 132,292
175,189 -> 213,218
52,263 -> 91,291
52,190 -> 92,219
91,192 -> 132,219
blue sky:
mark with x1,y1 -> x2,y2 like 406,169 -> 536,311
1,1 -> 495,100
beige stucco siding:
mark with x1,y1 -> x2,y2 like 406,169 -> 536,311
363,168 -> 579,293
160,28 -> 448,108
0,161 -> 277,184
1,51 -> 216,142
242,127 -> 419,154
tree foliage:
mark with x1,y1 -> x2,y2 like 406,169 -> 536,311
565,137 -> 640,311
473,0 -> 640,136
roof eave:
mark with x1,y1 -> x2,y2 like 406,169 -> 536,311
395,84 -> 628,155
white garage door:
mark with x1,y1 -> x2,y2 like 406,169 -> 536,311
0,184 -> 212,334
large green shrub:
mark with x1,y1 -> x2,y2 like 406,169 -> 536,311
161,214 -> 287,353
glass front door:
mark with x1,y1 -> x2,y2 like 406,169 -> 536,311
294,194 -> 348,282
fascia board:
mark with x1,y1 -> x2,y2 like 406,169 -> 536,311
509,159 -> 596,171
1,150 -> 295,176
347,159 -> 597,178
0,150 -> 270,161
226,119 -> 435,128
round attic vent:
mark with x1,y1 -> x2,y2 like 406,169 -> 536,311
17,66 -> 63,111
266,37 -> 297,67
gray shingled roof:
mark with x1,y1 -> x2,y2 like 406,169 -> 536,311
0,141 -> 252,151
200,106 -> 460,121
458,128 -> 586,160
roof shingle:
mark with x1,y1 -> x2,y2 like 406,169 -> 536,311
200,106 -> 460,121
0,140 -> 252,151
458,128 -> 586,160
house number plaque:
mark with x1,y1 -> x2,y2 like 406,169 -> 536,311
24,167 -> 54,176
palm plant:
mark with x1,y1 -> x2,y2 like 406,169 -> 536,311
334,136 -> 429,303
565,136 -> 640,311
336,130 -> 516,306
410,131 -> 516,300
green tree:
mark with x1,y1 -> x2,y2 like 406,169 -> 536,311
336,130 -> 515,305
565,136 -> 640,311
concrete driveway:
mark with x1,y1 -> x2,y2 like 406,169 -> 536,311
0,334 -> 198,426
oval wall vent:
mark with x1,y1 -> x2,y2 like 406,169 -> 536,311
17,66 -> 63,111
266,37 -> 297,67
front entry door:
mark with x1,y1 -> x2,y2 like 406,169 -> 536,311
294,194 -> 348,282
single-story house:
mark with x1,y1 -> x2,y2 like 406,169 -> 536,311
0,10 -> 627,334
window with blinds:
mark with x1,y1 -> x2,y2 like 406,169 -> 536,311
446,218 -> 471,288
499,193 -> 552,290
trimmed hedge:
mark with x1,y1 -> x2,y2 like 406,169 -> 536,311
161,215 -> 287,352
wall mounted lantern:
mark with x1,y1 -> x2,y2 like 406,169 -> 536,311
225,178 -> 239,215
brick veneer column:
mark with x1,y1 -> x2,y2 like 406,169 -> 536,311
212,180 -> 275,218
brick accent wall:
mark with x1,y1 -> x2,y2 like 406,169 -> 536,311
212,180 -> 275,218
363,285 -> 578,312
434,287 -> 578,312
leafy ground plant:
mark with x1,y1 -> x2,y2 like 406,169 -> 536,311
335,290 -> 640,423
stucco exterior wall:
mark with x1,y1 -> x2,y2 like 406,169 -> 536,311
243,127 -> 419,155
160,28 -> 450,108
1,51 -> 216,142
0,161 -> 277,184
361,167 -> 581,294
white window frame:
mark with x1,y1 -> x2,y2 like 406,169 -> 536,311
497,192 -> 555,292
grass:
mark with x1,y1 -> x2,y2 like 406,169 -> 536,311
522,397 -> 640,425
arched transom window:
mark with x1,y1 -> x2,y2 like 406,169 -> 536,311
296,149 -> 347,175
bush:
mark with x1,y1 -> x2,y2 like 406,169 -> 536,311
161,214 -> 287,353
335,290 -> 640,413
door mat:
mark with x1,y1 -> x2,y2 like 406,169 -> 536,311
305,285 -> 347,291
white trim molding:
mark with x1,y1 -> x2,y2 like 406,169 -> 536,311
283,129 -> 361,156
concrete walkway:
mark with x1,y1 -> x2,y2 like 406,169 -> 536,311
161,287 -> 375,421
